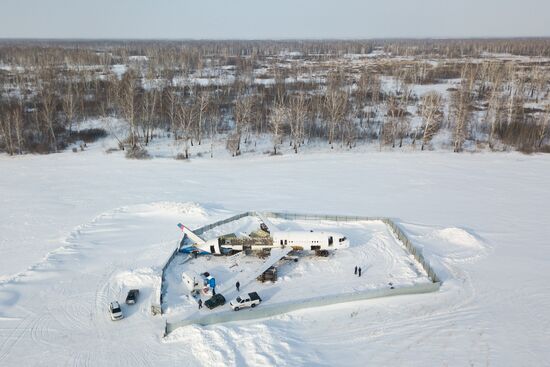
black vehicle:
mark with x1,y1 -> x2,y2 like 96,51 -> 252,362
125,289 -> 140,305
204,293 -> 226,309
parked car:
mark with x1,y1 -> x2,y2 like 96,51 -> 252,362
109,301 -> 124,321
204,293 -> 226,309
229,292 -> 262,311
125,289 -> 139,305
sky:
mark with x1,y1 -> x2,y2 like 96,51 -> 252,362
0,0 -> 548,39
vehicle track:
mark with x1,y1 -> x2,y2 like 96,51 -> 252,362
0,314 -> 35,363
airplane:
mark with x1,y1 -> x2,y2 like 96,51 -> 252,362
177,216 -> 350,256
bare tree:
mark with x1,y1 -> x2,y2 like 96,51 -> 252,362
176,103 -> 194,159
139,89 -> 158,145
537,103 -> 550,148
342,114 -> 358,149
232,95 -> 254,155
12,105 -> 24,155
289,93 -> 308,153
99,73 -> 116,120
226,132 -> 241,157
196,92 -> 209,145
0,107 -> 15,155
62,75 -> 77,135
485,64 -> 504,148
209,99 -> 221,158
119,69 -> 139,148
165,86 -> 179,139
269,104 -> 288,155
506,66 -> 525,127
418,91 -> 443,150
40,83 -> 58,153
324,88 -> 348,148
396,87 -> 411,148
452,64 -> 475,152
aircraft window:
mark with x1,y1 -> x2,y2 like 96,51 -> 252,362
280,240 -> 283,245
284,240 -> 287,245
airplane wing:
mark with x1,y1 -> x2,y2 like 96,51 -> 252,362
217,247 -> 292,298
251,247 -> 292,278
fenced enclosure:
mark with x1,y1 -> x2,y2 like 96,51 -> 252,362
158,211 -> 442,332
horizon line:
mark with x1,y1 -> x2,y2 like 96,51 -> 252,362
1,36 -> 550,42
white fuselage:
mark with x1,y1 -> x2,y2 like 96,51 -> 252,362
272,231 -> 349,250
194,231 -> 350,254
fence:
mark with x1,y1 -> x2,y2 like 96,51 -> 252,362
159,210 -> 442,330
152,245 -> 180,315
193,211 -> 256,236
261,211 -> 440,283
381,219 -> 440,283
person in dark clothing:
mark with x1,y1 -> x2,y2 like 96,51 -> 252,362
354,266 -> 358,275
358,267 -> 362,277
198,299 -> 203,309
236,281 -> 240,292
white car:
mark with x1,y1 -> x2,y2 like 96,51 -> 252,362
109,301 -> 124,321
229,292 -> 262,311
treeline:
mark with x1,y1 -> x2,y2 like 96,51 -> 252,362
0,39 -> 549,157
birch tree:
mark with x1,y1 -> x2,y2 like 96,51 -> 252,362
269,104 -> 288,155
289,93 -> 307,153
119,70 -> 139,148
324,88 -> 348,148
418,91 -> 443,150
452,64 -> 475,152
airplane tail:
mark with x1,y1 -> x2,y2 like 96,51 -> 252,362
177,223 -> 206,246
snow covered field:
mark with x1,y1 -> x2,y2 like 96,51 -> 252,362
1,143 -> 550,366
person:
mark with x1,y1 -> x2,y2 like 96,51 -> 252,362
236,281 -> 240,292
358,267 -> 362,277
354,266 -> 358,275
198,299 -> 203,309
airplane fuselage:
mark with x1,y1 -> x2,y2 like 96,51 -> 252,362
191,231 -> 349,255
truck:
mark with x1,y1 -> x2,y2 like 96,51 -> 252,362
229,292 -> 262,311
257,266 -> 277,282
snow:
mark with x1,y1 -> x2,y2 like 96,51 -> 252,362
1,141 -> 550,366
111,64 -> 128,79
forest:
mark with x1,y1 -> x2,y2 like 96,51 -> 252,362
0,38 -> 549,157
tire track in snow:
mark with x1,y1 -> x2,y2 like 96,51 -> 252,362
0,315 -> 35,364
